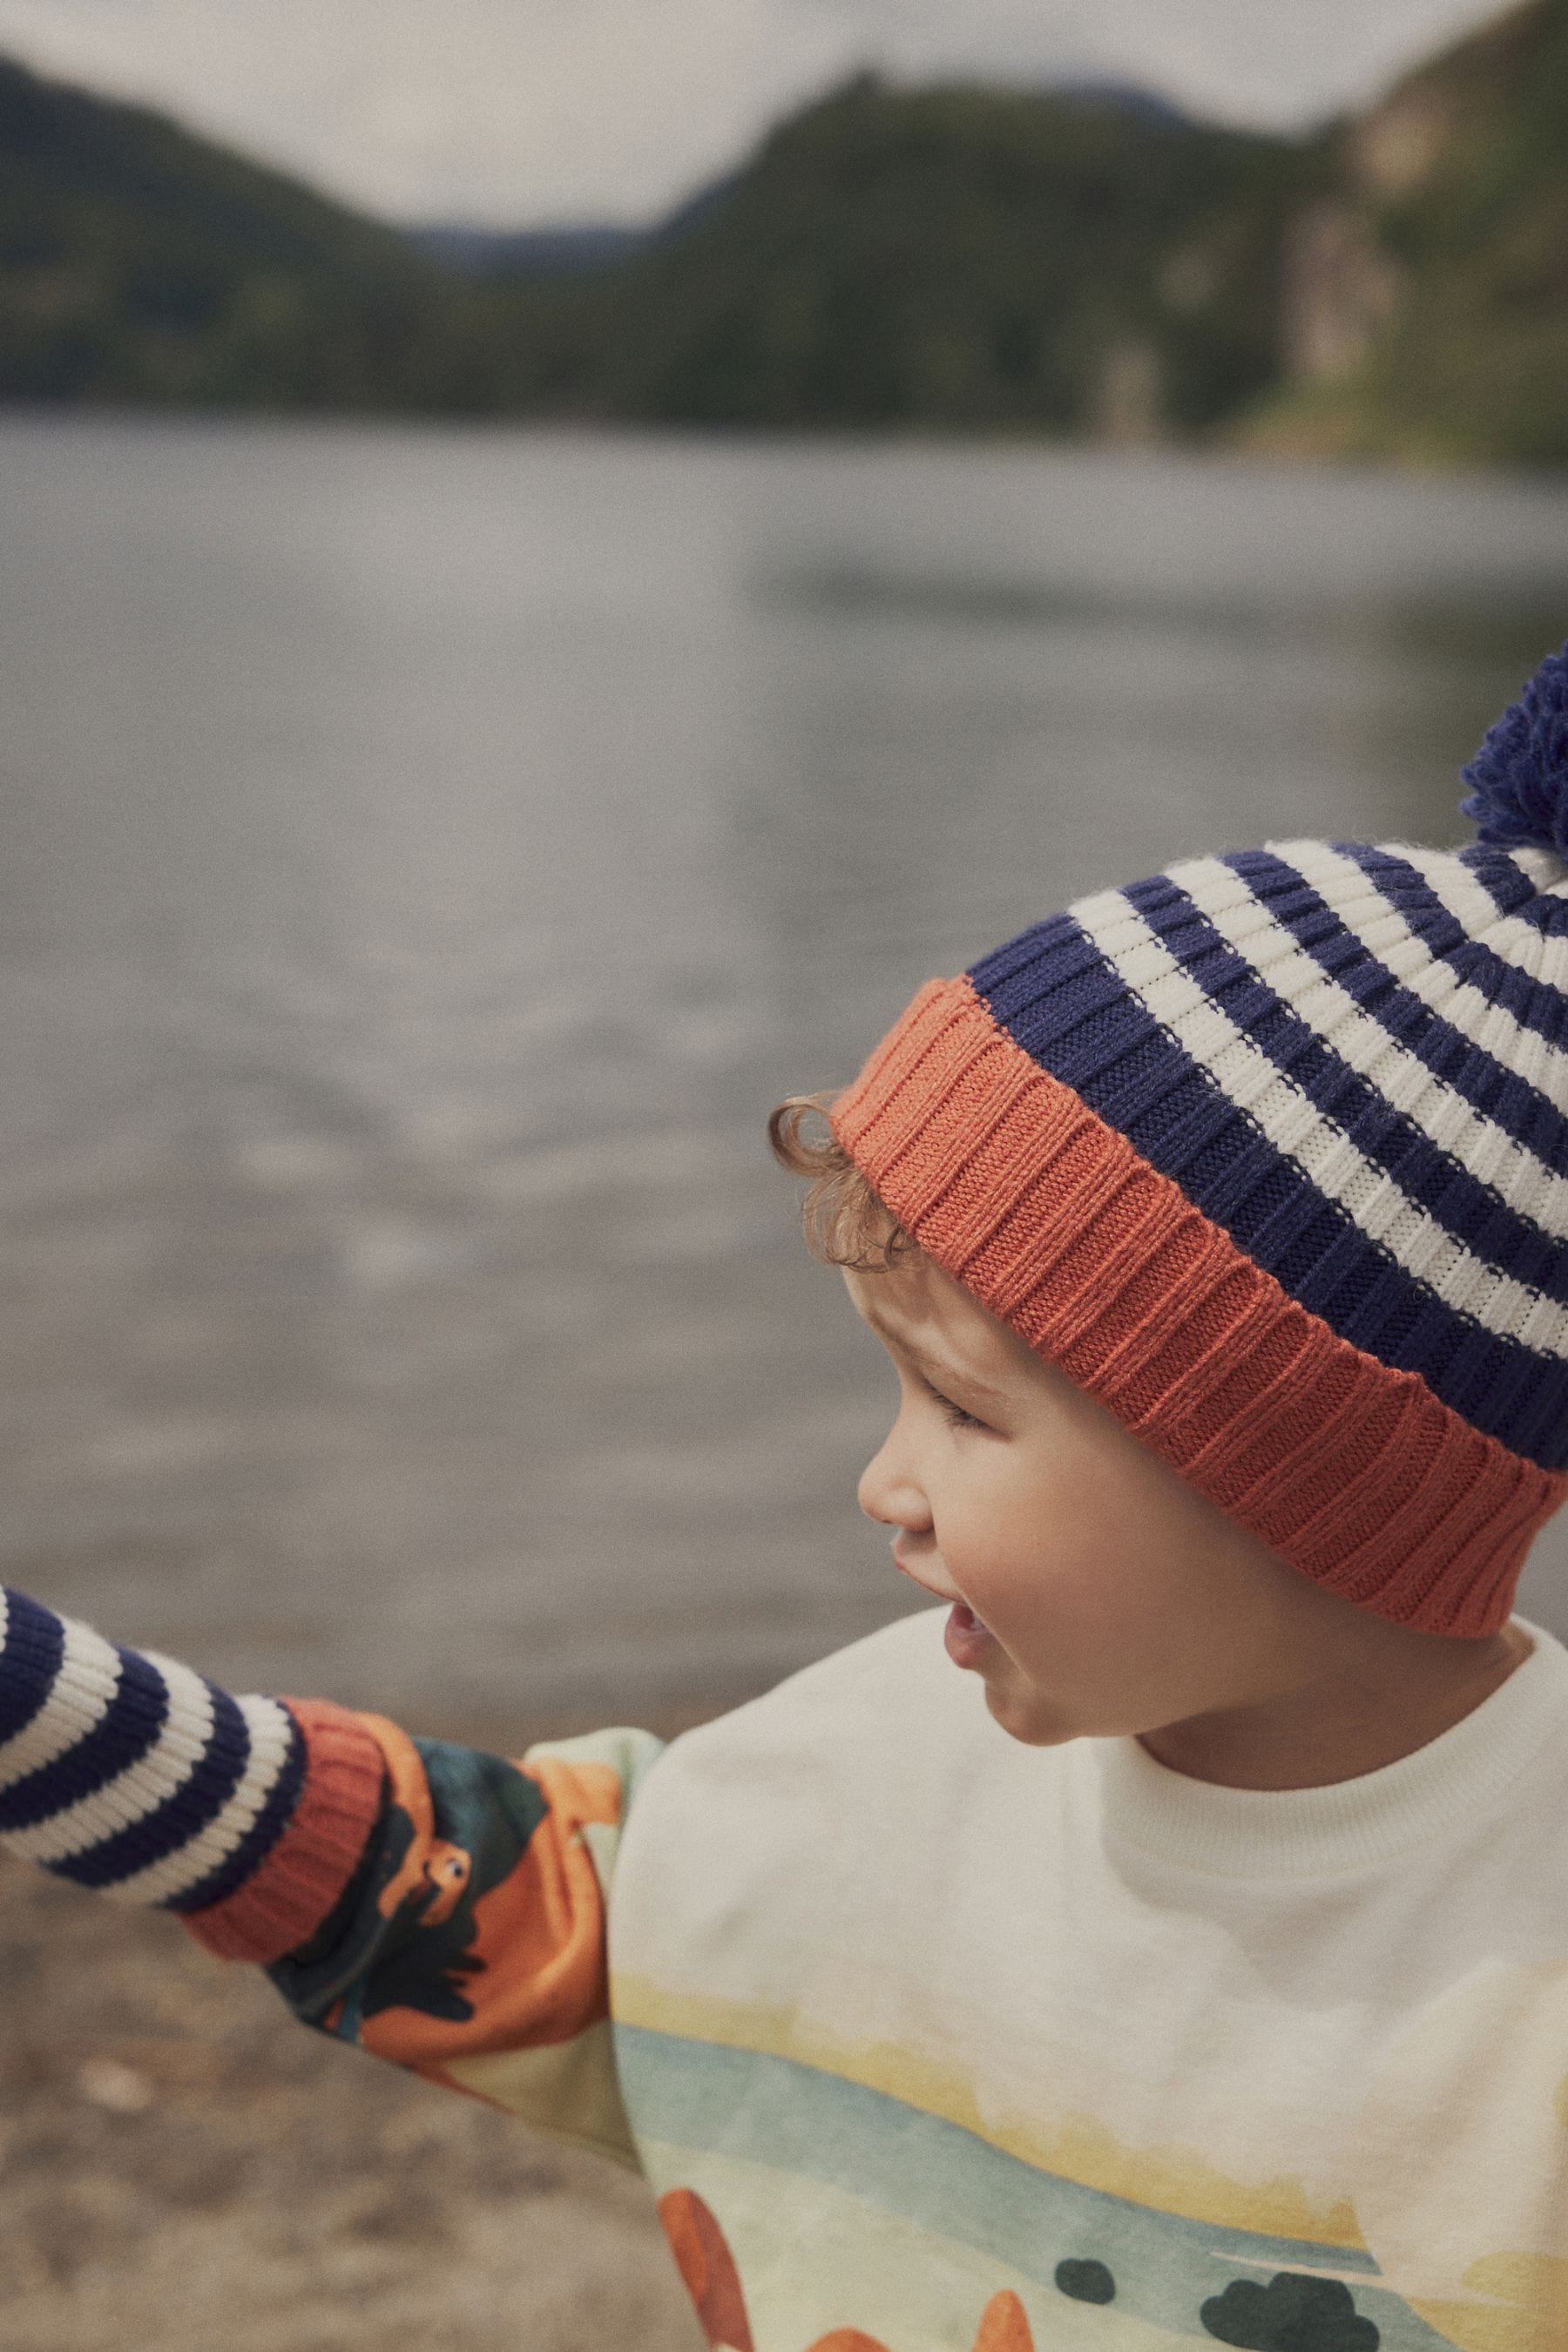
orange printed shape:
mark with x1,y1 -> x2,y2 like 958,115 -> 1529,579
348,1717 -> 620,2069
804,2290 -> 1031,2352
973,2291 -> 1035,2351
658,2190 -> 755,2352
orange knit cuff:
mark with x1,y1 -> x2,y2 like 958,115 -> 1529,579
182,1698 -> 386,1964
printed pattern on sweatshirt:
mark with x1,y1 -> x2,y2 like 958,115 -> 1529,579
10,1589 -> 1568,2349
250,1662 -> 1568,2352
603,1608 -> 1568,2352
254,1616 -> 1568,2352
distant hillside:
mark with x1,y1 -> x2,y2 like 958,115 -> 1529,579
0,49 -> 1313,433
1043,80 -> 1193,132
0,51 -> 460,404
1244,0 -> 1568,464
409,224 -> 645,275
480,74 -> 1313,434
9,11 -> 1568,463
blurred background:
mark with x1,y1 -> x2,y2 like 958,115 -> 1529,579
4,3 -> 1568,2346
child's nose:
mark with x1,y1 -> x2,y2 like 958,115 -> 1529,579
856,1434 -> 929,1531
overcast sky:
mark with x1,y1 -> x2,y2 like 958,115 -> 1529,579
0,0 -> 1512,226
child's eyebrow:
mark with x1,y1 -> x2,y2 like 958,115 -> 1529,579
862,1307 -> 1010,1406
910,1348 -> 1010,1407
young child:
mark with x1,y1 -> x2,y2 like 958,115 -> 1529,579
7,648 -> 1568,2352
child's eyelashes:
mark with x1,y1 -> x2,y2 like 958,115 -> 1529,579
897,1357 -> 993,1432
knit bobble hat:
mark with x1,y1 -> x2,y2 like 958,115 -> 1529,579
832,644 -> 1568,1640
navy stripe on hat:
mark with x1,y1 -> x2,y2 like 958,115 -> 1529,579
970,909 -> 1568,1470
1456,841 -> 1568,934
1119,867 -> 1568,1309
1229,848 -> 1568,1175
1341,844 -> 1568,1052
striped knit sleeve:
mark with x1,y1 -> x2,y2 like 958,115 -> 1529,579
0,1587 -> 385,1963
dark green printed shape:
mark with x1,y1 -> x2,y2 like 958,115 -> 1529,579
1201,2272 -> 1380,2350
1056,2258 -> 1116,2304
271,1739 -> 550,2032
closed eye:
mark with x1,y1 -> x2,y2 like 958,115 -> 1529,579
929,1385 -> 987,1433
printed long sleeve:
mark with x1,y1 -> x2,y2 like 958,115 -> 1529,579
266,1711 -> 666,2158
0,1586 -> 665,2162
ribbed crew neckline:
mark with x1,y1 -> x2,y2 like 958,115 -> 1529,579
1093,1615 -> 1568,1878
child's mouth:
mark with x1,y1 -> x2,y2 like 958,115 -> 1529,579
943,1603 -> 993,1668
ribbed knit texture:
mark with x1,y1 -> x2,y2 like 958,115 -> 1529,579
832,819 -> 1568,1637
0,1588 -> 385,1961
973,841 -> 1568,1471
183,1697 -> 387,1963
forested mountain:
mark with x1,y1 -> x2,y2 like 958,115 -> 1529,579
1247,0 -> 1568,465
409,225 -> 645,275
3,2 -> 1567,462
0,52 -> 467,403
0,51 -> 1312,430
480,75 -> 1311,434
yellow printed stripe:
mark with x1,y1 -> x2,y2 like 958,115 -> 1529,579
612,1973 -> 1366,2248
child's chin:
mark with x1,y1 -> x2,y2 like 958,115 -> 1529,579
982,1678 -> 1076,1749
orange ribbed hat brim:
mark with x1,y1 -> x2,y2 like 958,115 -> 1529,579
831,975 -> 1568,1639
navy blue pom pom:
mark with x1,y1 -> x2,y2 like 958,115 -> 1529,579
1460,640 -> 1568,855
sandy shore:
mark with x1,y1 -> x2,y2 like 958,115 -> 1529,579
0,1857 -> 707,2352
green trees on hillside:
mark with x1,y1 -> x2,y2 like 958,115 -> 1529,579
0,51 -> 1314,429
1247,0 -> 1568,464
4,0 -> 1568,463
0,54 -> 1316,428
517,76 -> 1310,434
0,54 -> 451,405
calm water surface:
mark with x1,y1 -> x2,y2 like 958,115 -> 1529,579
5,416 -> 1568,1728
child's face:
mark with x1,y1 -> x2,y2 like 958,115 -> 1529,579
843,1249 -> 1369,1752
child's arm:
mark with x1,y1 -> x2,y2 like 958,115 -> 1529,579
0,1585 -> 663,2157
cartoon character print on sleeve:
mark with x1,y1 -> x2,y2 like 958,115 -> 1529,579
270,1713 -> 623,2082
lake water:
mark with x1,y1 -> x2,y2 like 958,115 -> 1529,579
6,416 -> 1568,1734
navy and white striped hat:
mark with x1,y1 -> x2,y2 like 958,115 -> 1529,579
835,643 -> 1568,1638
